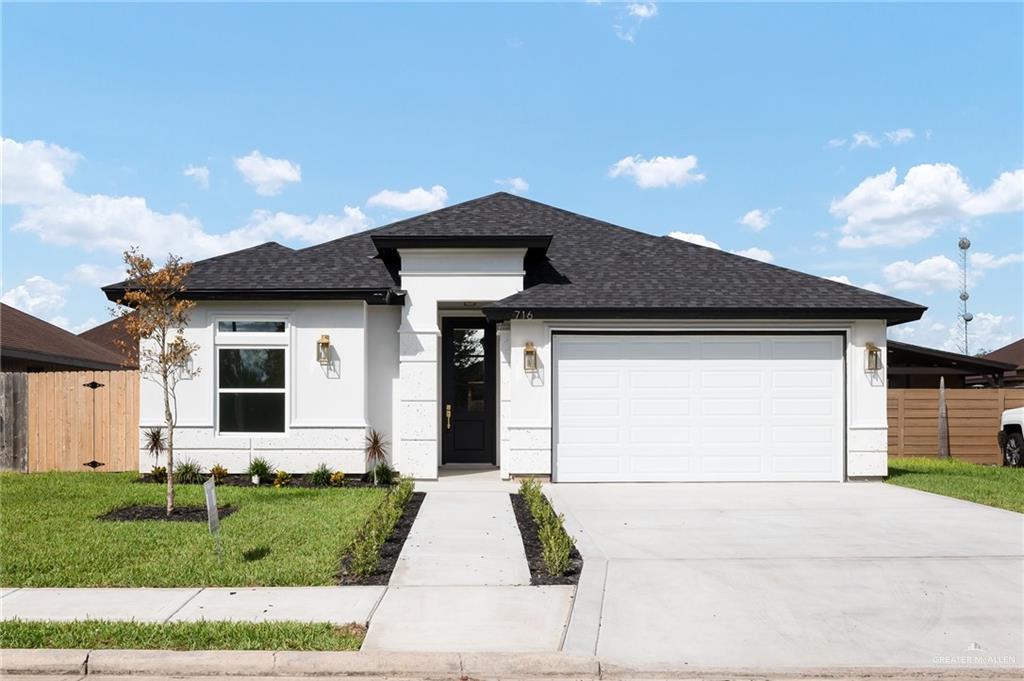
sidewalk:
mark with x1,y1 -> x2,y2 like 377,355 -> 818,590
362,468 -> 575,652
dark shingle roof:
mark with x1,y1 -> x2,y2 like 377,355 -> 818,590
103,192 -> 926,324
79,316 -> 139,368
1,304 -> 129,370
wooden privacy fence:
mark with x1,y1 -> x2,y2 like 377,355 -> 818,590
0,370 -> 139,472
888,388 -> 1024,464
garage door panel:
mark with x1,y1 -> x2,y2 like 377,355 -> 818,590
554,334 -> 844,482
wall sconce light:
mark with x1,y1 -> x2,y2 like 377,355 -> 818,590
317,334 -> 331,365
523,342 -> 538,372
865,342 -> 882,372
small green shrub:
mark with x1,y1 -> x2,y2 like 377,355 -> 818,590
209,464 -> 229,484
518,478 -> 575,577
309,463 -> 332,488
247,457 -> 273,481
272,470 -> 291,489
150,465 -> 167,483
372,462 -> 395,486
173,459 -> 204,485
346,477 -> 415,578
329,471 -> 346,487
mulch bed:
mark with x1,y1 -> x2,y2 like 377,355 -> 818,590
510,493 -> 583,586
337,491 -> 425,586
136,473 -> 393,489
97,504 -> 238,522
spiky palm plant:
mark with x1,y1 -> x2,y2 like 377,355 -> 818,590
365,429 -> 389,486
144,427 -> 166,464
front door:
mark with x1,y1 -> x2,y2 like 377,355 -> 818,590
441,318 -> 496,464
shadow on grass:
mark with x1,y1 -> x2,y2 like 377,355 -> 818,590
242,546 -> 271,562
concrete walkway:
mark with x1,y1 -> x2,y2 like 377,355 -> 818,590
362,468 -> 576,653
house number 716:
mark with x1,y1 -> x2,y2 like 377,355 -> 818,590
512,310 -> 534,319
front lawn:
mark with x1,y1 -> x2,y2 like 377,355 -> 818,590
887,457 -> 1024,513
0,619 -> 364,651
0,472 -> 386,587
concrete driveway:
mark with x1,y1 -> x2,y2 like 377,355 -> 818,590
546,482 -> 1023,670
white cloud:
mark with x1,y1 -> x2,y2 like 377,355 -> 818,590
4,137 -> 373,260
737,207 -> 778,232
495,177 -> 529,194
627,2 -> 658,19
613,2 -> 658,42
884,128 -> 915,144
667,232 -> 720,249
1,137 -> 80,204
69,317 -> 100,334
831,163 -> 1024,248
183,164 -> 210,190
826,138 -> 847,149
233,150 -> 301,196
889,311 -> 1016,354
732,247 -> 774,263
367,185 -> 448,212
1,275 -> 67,320
609,154 -> 704,189
882,255 -> 960,294
970,251 -> 1024,270
850,132 -> 879,149
66,264 -> 126,287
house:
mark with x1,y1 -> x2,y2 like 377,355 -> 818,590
0,303 -> 129,372
886,340 -> 1015,388
976,338 -> 1024,388
79,316 -> 139,368
103,193 -> 926,482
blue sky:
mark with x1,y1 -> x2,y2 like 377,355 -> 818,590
3,2 -> 1022,353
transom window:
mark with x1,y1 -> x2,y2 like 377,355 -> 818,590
218,348 -> 286,433
217,320 -> 286,333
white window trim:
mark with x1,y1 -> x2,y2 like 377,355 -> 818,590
216,344 -> 289,438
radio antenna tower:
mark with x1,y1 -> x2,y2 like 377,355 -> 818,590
957,237 -> 973,355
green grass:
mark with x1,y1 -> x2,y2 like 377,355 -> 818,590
0,472 -> 386,587
0,619 -> 365,651
887,457 -> 1024,513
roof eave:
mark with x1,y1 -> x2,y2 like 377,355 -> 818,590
1,347 -> 130,371
103,286 -> 405,305
483,305 -> 927,325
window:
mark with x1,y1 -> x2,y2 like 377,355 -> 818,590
218,348 -> 286,433
217,321 -> 286,333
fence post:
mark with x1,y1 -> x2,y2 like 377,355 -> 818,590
937,377 -> 950,459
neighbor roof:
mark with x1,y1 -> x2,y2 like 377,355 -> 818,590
1,304 -> 129,370
79,316 -> 139,369
103,193 -> 926,325
888,340 -> 1015,376
983,338 -> 1024,369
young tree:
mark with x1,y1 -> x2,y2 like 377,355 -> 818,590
114,248 -> 199,515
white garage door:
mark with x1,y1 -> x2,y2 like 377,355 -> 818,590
553,334 -> 844,482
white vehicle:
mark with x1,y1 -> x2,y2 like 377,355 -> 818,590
998,407 -> 1024,467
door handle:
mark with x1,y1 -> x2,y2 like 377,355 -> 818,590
445,404 -> 452,430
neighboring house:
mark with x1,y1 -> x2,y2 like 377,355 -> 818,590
0,303 -> 128,372
886,340 -> 1015,389
79,316 -> 139,368
103,193 -> 926,482
976,339 -> 1024,388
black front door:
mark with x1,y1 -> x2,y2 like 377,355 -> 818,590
441,318 -> 496,465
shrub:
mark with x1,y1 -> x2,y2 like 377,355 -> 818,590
346,477 -> 415,578
247,457 -> 273,482
329,471 -> 346,487
144,427 -> 166,462
365,429 -> 389,485
518,477 -> 575,577
272,470 -> 291,489
372,462 -> 395,486
209,464 -> 229,484
150,465 -> 167,483
173,458 -> 204,485
309,463 -> 332,488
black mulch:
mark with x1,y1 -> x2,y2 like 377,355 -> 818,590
97,504 -> 238,522
510,493 -> 583,586
135,473 -> 393,489
337,491 -> 425,586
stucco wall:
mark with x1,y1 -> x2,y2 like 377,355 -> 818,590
139,300 -> 376,474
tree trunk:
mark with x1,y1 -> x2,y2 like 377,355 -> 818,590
164,373 -> 175,516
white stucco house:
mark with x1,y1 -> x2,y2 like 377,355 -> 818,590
105,193 -> 926,482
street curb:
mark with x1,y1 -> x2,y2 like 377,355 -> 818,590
2,650 -> 1022,679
